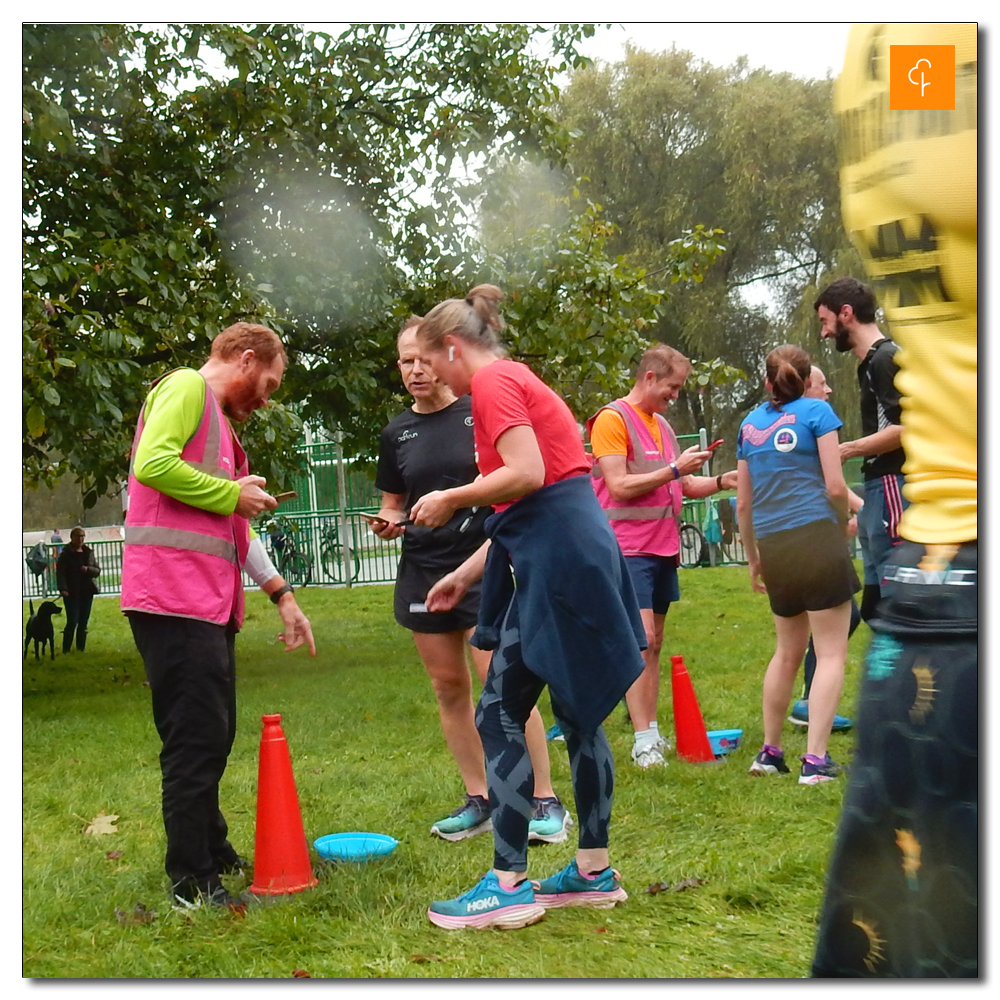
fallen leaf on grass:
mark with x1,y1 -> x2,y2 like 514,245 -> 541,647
105,850 -> 124,860
115,902 -> 156,926
408,954 -> 458,964
292,969 -> 311,978
673,877 -> 707,891
593,927 -> 607,933
85,811 -> 119,836
646,877 -> 707,895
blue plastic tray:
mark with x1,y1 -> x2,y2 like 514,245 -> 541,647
706,729 -> 743,756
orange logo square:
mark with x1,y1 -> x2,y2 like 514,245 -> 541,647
889,45 -> 956,110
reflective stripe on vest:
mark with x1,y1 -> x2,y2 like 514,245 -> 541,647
121,369 -> 250,627
605,505 -> 673,520
125,524 -> 238,564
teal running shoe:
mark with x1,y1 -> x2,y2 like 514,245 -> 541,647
528,796 -> 573,844
545,724 -> 565,742
788,699 -> 853,732
429,794 -> 492,842
533,859 -> 627,910
427,871 -> 545,930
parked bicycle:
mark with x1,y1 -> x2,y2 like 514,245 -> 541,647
678,522 -> 707,569
318,519 -> 361,585
265,515 -> 313,587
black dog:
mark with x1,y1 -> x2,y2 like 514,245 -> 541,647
24,600 -> 62,660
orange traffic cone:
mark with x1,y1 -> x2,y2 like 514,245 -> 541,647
670,655 -> 716,764
248,713 -> 318,896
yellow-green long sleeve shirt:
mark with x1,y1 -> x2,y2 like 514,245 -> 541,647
131,368 -> 241,515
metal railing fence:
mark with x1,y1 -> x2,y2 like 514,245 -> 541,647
26,428 -> 865,597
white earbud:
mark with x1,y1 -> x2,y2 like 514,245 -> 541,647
448,345 -> 455,362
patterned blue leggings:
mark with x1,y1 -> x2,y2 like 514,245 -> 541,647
474,615 -> 615,872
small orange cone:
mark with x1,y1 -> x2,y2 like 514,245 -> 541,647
248,713 -> 318,896
670,655 -> 716,763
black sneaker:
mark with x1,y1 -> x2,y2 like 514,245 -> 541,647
748,747 -> 790,775
217,854 -> 252,876
172,877 -> 247,912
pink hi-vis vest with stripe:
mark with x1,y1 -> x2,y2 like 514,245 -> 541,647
589,400 -> 683,558
121,370 -> 251,628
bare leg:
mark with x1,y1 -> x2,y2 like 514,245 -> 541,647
763,613 -> 811,748
412,630 -> 487,798
625,609 -> 665,732
467,635 -> 555,799
576,848 -> 610,874
803,602 -> 851,759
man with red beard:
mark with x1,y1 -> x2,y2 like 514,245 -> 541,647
121,322 -> 316,908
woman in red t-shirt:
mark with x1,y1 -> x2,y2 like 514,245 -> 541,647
410,285 -> 644,931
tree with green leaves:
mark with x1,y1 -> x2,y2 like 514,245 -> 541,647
474,183 -> 727,423
553,45 -> 866,447
24,22 -> 612,505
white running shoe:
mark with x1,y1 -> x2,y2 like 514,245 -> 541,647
631,743 -> 667,768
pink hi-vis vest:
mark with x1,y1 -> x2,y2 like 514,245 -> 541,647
588,400 -> 683,558
121,370 -> 251,628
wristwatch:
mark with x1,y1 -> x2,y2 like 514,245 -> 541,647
270,583 -> 294,604
716,475 -> 724,491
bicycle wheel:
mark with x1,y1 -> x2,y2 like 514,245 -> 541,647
281,551 -> 312,587
678,524 -> 706,569
320,544 -> 344,584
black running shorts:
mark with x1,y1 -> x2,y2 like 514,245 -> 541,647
393,551 -> 482,634
757,518 -> 860,618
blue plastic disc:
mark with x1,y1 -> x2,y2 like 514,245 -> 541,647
313,832 -> 399,862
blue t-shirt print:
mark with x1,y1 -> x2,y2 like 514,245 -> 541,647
737,397 -> 842,539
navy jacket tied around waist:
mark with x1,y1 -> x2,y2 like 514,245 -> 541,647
471,475 -> 646,734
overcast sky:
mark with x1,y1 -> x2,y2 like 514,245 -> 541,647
574,22 -> 852,80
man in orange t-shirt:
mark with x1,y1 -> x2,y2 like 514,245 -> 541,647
590,345 -> 737,769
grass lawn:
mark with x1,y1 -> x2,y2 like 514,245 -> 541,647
22,567 -> 870,979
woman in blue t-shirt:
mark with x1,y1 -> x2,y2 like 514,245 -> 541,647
736,345 -> 860,785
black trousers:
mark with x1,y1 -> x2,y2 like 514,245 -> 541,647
129,612 -> 241,891
62,589 -> 95,651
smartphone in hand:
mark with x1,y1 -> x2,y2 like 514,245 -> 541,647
706,439 -> 724,452
273,491 -> 298,503
359,513 -> 390,528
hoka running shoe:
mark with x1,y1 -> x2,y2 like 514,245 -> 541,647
528,797 -> 573,844
427,871 -> 545,930
533,859 -> 627,910
799,753 -> 845,785
545,723 -> 565,741
788,699 -> 853,732
748,747 -> 790,775
430,794 -> 492,842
